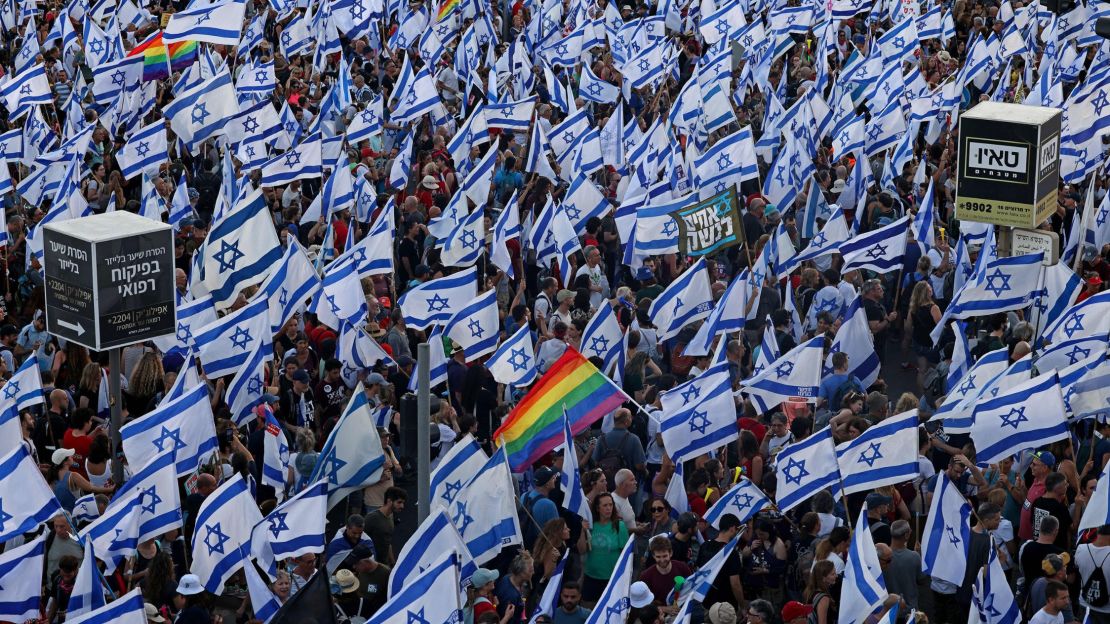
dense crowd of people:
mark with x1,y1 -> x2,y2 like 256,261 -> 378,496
0,0 -> 1109,622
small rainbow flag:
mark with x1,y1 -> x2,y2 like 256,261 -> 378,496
436,0 -> 459,22
128,31 -> 198,82
494,348 -> 630,470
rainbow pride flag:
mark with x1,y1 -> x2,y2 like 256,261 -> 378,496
436,0 -> 459,21
128,31 -> 198,81
494,348 -> 630,470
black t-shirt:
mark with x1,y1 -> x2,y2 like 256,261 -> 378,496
863,297 -> 889,352
695,539 -> 742,607
397,237 -> 420,286
313,378 -> 348,422
1020,540 -> 1065,586
742,212 -> 763,246
1032,496 -> 1073,548
869,516 -> 892,546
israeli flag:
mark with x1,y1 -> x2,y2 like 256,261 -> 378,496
0,356 -> 45,453
1032,262 -> 1083,338
1042,290 -> 1110,345
693,126 -> 759,194
200,188 -> 282,308
398,266 -> 478,330
0,445 -> 62,542
342,203 -> 395,277
345,95 -> 383,143
836,409 -> 919,495
578,63 -> 619,103
192,296 -> 271,378
225,98 -> 283,146
256,239 -> 320,333
487,325 -> 538,387
444,288 -> 500,362
430,434 -> 488,515
585,536 -> 636,624
369,552 -> 462,624
81,488 -> 143,574
68,540 -> 107,617
1035,333 -> 1108,374
827,297 -> 880,388
792,206 -> 851,268
390,510 -> 476,598
1065,356 -> 1110,421
67,587 -> 147,624
970,371 -> 1069,465
937,253 -> 1046,343
930,346 -> 1009,426
687,269 -> 754,355
441,207 -> 486,268
262,407 -> 290,499
491,192 -> 521,277
452,446 -> 522,564
649,257 -> 714,341
311,257 -> 369,331
309,387 -> 386,508
947,321 -> 972,392
581,303 -> 623,371
244,560 -> 282,623
408,326 -> 450,392
483,97 -> 535,130
840,215 -> 911,274
970,546 -> 1020,624
391,66 -> 442,124
121,383 -> 218,478
660,364 -> 739,463
1,63 -> 51,116
774,425 -> 842,513
677,532 -> 742,607
560,410 -> 593,525
703,477 -> 770,528
840,505 -> 889,624
921,471 -> 971,585
0,532 -> 47,621
743,335 -> 825,413
336,322 -> 393,389
164,0 -> 247,45
116,120 -> 167,179
71,493 -> 101,527
191,474 -> 263,594
111,449 -> 182,542
163,67 -> 237,149
251,480 -> 327,571
260,132 -> 322,186
226,337 -> 272,426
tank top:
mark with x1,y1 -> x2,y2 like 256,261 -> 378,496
53,472 -> 78,511
86,458 -> 112,489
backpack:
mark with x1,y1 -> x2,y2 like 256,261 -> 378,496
922,361 -> 949,403
1083,546 -> 1110,608
829,376 -> 863,413
519,490 -> 546,548
596,431 -> 631,487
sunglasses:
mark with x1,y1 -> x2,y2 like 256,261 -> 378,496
651,506 -> 667,512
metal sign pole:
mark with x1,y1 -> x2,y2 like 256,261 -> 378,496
109,348 -> 124,484
417,342 -> 431,523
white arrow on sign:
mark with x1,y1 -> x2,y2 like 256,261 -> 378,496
57,319 -> 86,336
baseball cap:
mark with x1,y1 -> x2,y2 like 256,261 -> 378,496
52,448 -> 76,466
533,466 -> 558,486
865,492 -> 893,508
145,603 -> 166,623
471,568 -> 499,587
781,601 -> 814,622
706,603 -> 737,624
1033,450 -> 1057,469
366,372 -> 387,386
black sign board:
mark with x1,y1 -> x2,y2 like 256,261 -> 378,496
44,213 -> 176,351
672,188 -> 745,257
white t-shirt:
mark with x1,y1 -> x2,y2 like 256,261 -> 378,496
1028,609 -> 1064,624
1076,544 -> 1110,612
613,493 -> 638,530
994,519 -> 1015,570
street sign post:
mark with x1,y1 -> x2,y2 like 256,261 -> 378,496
43,212 -> 176,351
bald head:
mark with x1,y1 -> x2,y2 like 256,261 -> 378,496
50,389 -> 68,408
876,543 -> 892,563
197,473 -> 218,495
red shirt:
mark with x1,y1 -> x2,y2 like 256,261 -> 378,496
62,429 -> 92,478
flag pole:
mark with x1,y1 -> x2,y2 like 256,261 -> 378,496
417,341 -> 431,523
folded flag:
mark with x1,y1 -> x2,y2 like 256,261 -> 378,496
251,480 -> 328,571
559,410 -> 593,525
840,504 -> 889,624
67,540 -> 107,617
80,488 -> 143,574
584,536 -> 636,624
369,552 -> 462,624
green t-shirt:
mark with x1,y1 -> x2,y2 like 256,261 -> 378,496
585,521 -> 630,580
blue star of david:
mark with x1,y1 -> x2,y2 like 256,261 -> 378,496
213,238 -> 245,273
637,58 -> 650,72
405,91 -> 417,107
111,70 -> 126,86
284,150 -> 301,168
774,165 -> 788,186
109,527 -> 130,551
203,522 -> 231,556
242,116 -> 260,134
786,14 -> 797,24
867,124 -> 882,141
688,410 -> 711,434
141,485 -> 161,514
426,293 -> 450,312
945,525 -> 961,546
245,144 -> 257,158
442,479 -> 464,504
1066,345 -> 1092,365
408,608 -> 432,624
781,457 -> 810,485
983,268 -> 1013,297
267,511 -> 291,538
460,229 -> 478,250
606,598 -> 630,621
753,363 -> 765,375
1063,314 -> 1085,338
1076,148 -> 1089,164
584,333 -> 611,357
230,326 -> 253,351
715,20 -> 729,36
631,41 -> 641,53
325,454 -> 347,483
811,232 -> 828,248
435,23 -> 449,37
468,318 -> 484,338
278,288 -> 289,308
135,141 -> 150,158
672,297 -> 684,316
1098,208 -> 1109,228
247,376 -> 265,396
857,442 -> 883,467
284,121 -> 298,134
152,425 -> 187,452
680,384 -> 701,405
255,69 -> 269,83
1092,91 -> 1110,116
195,10 -> 212,22
453,501 -> 475,534
715,153 -> 733,170
507,346 -> 531,372
958,375 -> 976,395
662,220 -> 678,237
556,43 -> 569,55
893,36 -> 905,48
361,109 -> 377,125
1059,16 -> 1070,32
982,593 -> 1002,618
0,498 -> 13,532
815,297 -> 839,314
88,39 -> 105,55
326,293 -> 341,316
587,82 -> 602,96
2,380 -> 19,400
191,102 -> 210,126
18,84 -> 30,95
775,361 -> 795,379
1000,407 -> 1029,429
565,204 -> 582,222
18,46 -> 29,59
743,35 -> 754,47
352,2 -> 366,19
1064,386 -> 1077,411
736,492 -> 754,510
865,243 -> 888,259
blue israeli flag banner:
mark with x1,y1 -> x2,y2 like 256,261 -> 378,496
444,288 -> 501,362
190,474 -> 263,594
430,434 -> 488,515
309,387 -> 387,508
835,409 -> 920,495
120,383 -> 218,478
0,444 -> 62,543
487,324 -> 538,387
110,449 -> 182,542
773,425 -> 842,513
970,371 -> 1069,465
649,257 -> 714,341
659,364 -> 739,463
398,266 -> 478,330
0,533 -> 47,622
703,477 -> 770,528
921,472 -> 971,586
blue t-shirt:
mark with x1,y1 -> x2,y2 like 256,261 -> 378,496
553,606 -> 590,624
522,490 -> 559,532
495,575 -> 526,620
818,373 -> 862,403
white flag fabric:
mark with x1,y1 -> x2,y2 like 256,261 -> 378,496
743,335 -> 825,412
191,474 -> 263,594
1067,356 -> 1110,421
584,536 -> 637,624
398,266 -> 478,330
191,296 -> 271,377
659,363 -> 738,463
80,488 -> 143,574
444,288 -> 500,361
835,409 -> 920,495
261,407 -> 290,499
200,188 -> 283,308
310,256 -> 369,331
840,216 -> 911,274
580,302 -> 623,370
256,239 -> 320,332
109,449 -> 182,542
308,386 -> 386,508
1042,290 -> 1110,345
487,324 -> 538,387
164,67 -> 237,148
839,504 -> 888,624
774,425 -> 842,512
260,132 -> 323,186
560,411 -> 593,525
921,472 -> 971,585
120,383 -> 218,477
649,257 -> 713,340
389,510 -> 476,597
970,371 -> 1069,464
66,588 -> 146,624
67,540 -> 107,617
151,294 -> 217,358
368,552 -> 462,624
0,532 -> 47,622
0,444 -> 62,542
826,297 -> 880,388
116,120 -> 167,179
430,434 -> 488,515
251,480 -> 328,570
164,0 -> 247,45
703,477 -> 770,527
970,546 -> 1020,624
451,446 -> 522,565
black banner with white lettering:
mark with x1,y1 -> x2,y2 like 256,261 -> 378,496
673,188 -> 745,257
